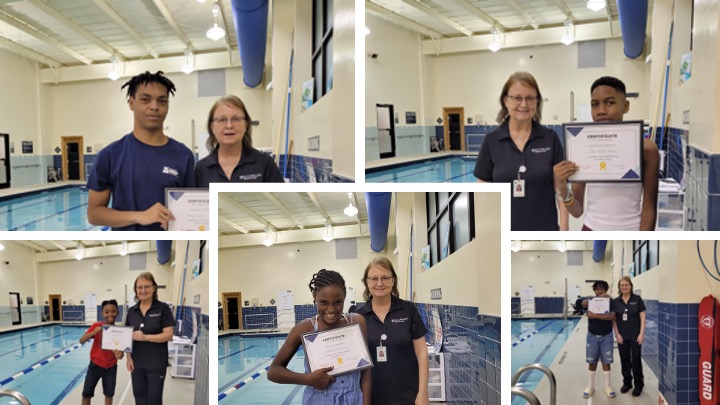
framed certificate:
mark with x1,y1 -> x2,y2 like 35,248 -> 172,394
165,188 -> 209,231
588,297 -> 610,314
563,120 -> 643,182
101,325 -> 133,352
301,323 -> 373,376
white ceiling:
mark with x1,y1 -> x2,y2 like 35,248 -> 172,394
218,192 -> 395,248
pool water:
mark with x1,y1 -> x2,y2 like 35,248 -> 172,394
0,325 -> 91,404
511,318 -> 580,404
366,156 -> 477,183
0,186 -> 102,231
218,335 -> 305,404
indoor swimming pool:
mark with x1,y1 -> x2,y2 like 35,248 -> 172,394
366,155 -> 477,183
511,318 -> 580,404
0,325 -> 90,404
0,186 -> 103,231
218,334 -> 305,404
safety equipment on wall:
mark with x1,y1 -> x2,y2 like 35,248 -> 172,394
698,294 -> 719,405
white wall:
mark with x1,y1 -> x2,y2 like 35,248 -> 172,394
173,240 -> 210,314
218,236 -> 382,306
0,50 -> 43,154
0,242 -> 39,325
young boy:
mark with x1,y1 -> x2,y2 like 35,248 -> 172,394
80,299 -> 124,405
582,281 -> 618,398
87,71 -> 195,231
554,76 -> 660,230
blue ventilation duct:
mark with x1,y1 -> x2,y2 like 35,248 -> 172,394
366,192 -> 392,253
616,0 -> 649,59
230,0 -> 269,88
593,240 -> 608,263
157,240 -> 172,264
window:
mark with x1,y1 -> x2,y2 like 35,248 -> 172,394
632,240 -> 659,275
426,192 -> 475,266
312,0 -> 333,102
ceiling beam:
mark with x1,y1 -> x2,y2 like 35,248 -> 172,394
16,241 -> 47,252
0,37 -> 62,67
49,241 -> 67,250
553,0 -> 576,23
448,0 -> 505,31
306,192 -> 332,223
219,223 -> 371,248
26,0 -> 121,59
152,0 -> 194,51
40,241 -> 157,263
219,194 -> 274,230
217,0 -> 232,52
400,0 -> 473,36
264,192 -> 304,229
92,0 -> 158,58
366,1 -> 445,39
505,0 -> 537,29
219,216 -> 249,233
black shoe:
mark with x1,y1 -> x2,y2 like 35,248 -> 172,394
620,384 -> 632,393
632,387 -> 643,397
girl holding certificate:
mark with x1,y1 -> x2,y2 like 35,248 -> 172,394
613,276 -> 646,397
267,270 -> 371,405
473,71 -> 567,231
79,299 -> 124,405
194,95 -> 284,186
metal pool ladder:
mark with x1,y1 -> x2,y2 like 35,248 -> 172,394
511,363 -> 557,405
0,389 -> 31,404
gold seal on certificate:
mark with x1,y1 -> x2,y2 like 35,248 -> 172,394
301,323 -> 373,376
165,188 -> 209,231
563,120 -> 643,182
589,297 -> 610,314
101,325 -> 133,352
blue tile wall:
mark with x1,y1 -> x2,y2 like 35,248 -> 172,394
666,127 -> 688,183
417,302 -> 500,405
534,297 -> 564,314
195,312 -> 209,405
277,155 -> 348,182
294,304 -> 316,324
174,305 -> 204,340
239,306 -> 277,329
511,297 -> 520,314
685,143 -> 717,230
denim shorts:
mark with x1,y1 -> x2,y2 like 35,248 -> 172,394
586,332 -> 614,365
82,361 -> 117,398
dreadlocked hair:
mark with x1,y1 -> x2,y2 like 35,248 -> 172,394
121,71 -> 176,99
308,269 -> 346,297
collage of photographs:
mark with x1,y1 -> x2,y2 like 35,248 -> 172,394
0,0 -> 717,405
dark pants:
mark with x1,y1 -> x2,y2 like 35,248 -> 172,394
82,362 -> 117,398
618,339 -> 644,388
131,367 -> 167,405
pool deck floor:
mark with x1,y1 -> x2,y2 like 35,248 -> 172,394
524,317 -> 660,404
0,180 -> 86,198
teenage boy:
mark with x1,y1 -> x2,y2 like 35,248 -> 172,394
582,280 -> 618,398
87,71 -> 195,231
79,299 -> 124,405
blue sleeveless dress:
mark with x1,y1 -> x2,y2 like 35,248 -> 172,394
302,313 -> 364,405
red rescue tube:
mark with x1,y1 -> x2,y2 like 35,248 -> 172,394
698,295 -> 719,404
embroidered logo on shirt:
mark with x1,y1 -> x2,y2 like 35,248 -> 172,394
162,166 -> 179,177
238,173 -> 262,181
148,313 -> 161,318
531,147 -> 551,153
391,317 -> 409,323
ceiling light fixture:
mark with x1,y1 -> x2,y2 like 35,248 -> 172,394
560,20 -> 574,46
119,240 -> 128,256
0,243 -> 5,252
262,227 -> 275,247
181,49 -> 195,74
511,240 -> 521,253
206,2 -> 225,41
344,193 -> 358,217
107,55 -> 121,81
558,240 -> 567,253
587,0 -> 606,12
322,222 -> 334,242
75,246 -> 86,261
364,27 -> 371,36
488,26 -> 503,53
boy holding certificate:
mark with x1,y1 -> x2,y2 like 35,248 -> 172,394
554,76 -> 660,230
581,281 -> 618,399
79,299 -> 124,405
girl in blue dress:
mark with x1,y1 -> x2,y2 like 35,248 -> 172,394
268,269 -> 371,405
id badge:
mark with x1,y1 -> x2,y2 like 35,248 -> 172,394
376,346 -> 387,362
513,179 -> 525,198
622,313 -> 628,321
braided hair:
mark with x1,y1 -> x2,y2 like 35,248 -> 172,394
121,71 -> 176,99
101,299 -> 118,310
308,269 -> 346,298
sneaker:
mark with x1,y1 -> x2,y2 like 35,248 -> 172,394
605,386 -> 616,398
620,383 -> 632,393
582,387 -> 595,398
632,387 -> 643,397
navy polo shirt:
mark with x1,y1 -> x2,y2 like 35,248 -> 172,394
194,146 -> 284,187
588,298 -> 617,336
474,121 -> 564,231
125,300 -> 175,370
614,294 -> 646,339
355,295 -> 428,405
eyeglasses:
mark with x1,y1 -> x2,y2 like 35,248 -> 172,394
506,95 -> 539,105
212,116 -> 247,126
366,276 -> 394,284
136,285 -> 154,291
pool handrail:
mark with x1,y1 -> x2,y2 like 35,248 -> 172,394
242,309 -> 294,334
510,387 -> 541,405
0,389 -> 31,405
511,363 -> 557,405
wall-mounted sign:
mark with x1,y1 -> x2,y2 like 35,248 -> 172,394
308,136 -> 320,151
406,112 -> 416,124
22,141 -> 33,154
430,288 -> 442,300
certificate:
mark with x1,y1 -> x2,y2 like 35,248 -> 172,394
301,323 -> 373,376
588,297 -> 610,314
165,188 -> 209,231
101,325 -> 133,352
564,121 -> 643,182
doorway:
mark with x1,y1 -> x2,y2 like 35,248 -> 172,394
61,136 -> 84,181
9,292 -> 21,325
222,292 -> 242,330
0,133 -> 10,189
443,107 -> 466,151
49,294 -> 62,321
376,104 -> 396,159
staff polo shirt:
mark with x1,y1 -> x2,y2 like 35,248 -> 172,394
354,295 -> 428,405
473,121 -> 564,231
614,293 -> 646,339
194,146 -> 284,187
588,297 -> 617,336
125,300 -> 175,369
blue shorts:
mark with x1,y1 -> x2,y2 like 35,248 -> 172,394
82,361 -> 117,398
586,332 -> 614,365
